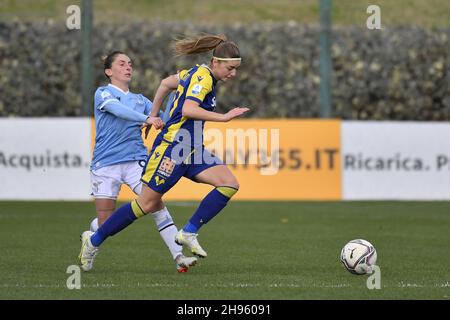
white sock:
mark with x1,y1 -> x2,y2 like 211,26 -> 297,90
90,217 -> 99,232
151,207 -> 182,260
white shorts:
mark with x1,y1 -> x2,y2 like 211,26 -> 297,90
90,161 -> 144,199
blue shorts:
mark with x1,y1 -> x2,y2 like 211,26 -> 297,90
141,140 -> 223,194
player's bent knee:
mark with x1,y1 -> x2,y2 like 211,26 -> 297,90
224,178 -> 239,191
135,188 -> 164,216
135,198 -> 163,216
215,175 -> 239,190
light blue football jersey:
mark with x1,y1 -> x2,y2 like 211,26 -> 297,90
91,84 -> 152,170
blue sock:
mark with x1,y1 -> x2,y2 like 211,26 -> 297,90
183,187 -> 237,233
91,201 -> 144,246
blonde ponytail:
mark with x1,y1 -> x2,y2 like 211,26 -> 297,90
172,33 -> 228,56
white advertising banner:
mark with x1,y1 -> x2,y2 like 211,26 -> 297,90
342,122 -> 450,200
1,119 -> 449,200
0,118 -> 91,200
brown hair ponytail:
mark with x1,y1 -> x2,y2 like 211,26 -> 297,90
172,33 -> 240,59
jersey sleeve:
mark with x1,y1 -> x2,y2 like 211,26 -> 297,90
94,88 -> 147,123
94,87 -> 120,111
184,68 -> 213,106
102,103 -> 148,122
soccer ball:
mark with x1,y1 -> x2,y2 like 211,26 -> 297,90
340,239 -> 377,275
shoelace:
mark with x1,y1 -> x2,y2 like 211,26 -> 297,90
185,232 -> 199,240
86,244 -> 99,257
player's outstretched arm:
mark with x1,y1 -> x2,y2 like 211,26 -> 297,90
222,106 -> 251,121
182,99 -> 249,122
103,102 -> 149,123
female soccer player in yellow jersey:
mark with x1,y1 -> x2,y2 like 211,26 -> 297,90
79,34 -> 249,270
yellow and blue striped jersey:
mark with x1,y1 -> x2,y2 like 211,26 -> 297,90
157,64 -> 217,148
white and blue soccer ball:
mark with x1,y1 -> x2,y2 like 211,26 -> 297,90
340,239 -> 377,275
89,218 -> 99,232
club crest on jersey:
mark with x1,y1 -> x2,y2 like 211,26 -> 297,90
191,83 -> 202,95
101,90 -> 112,99
134,96 -> 145,106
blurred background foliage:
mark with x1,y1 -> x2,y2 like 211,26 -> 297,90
0,0 -> 448,119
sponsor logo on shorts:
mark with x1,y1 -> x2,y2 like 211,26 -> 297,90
157,156 -> 176,177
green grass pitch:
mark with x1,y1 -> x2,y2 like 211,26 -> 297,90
0,201 -> 449,299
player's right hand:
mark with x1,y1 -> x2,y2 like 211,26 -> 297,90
146,116 -> 164,130
223,107 -> 250,122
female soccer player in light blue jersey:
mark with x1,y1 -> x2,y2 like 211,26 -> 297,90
83,51 -> 197,272
79,36 -> 248,270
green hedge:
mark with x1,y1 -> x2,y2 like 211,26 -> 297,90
0,21 -> 448,119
